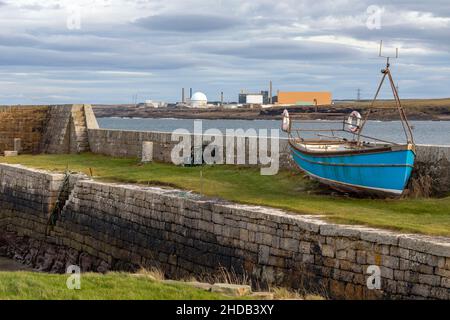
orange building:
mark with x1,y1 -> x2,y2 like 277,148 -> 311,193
277,92 -> 332,106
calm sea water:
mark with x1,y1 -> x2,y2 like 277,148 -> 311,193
98,118 -> 450,145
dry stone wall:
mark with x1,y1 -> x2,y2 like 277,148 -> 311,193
40,105 -> 91,154
0,105 -> 91,155
409,145 -> 450,197
88,128 -> 293,169
0,106 -> 49,154
0,163 -> 449,300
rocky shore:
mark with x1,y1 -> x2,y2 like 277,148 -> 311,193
93,100 -> 450,121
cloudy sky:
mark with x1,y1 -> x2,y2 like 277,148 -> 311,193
0,0 -> 449,104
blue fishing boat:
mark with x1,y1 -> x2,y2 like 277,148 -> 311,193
283,43 -> 416,197
288,142 -> 415,196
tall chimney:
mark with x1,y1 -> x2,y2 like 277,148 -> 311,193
221,92 -> 224,106
190,88 -> 193,99
269,80 -> 273,104
182,88 -> 185,103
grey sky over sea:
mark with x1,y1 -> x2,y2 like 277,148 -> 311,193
0,0 -> 449,104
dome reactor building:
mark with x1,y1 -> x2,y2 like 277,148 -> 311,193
189,92 -> 208,108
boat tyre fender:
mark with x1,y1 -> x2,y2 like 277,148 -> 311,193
348,111 -> 362,133
282,109 -> 291,133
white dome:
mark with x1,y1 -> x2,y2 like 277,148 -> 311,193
191,92 -> 207,102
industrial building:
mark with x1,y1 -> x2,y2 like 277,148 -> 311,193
277,92 -> 332,106
188,92 -> 208,108
143,100 -> 167,108
238,91 -> 269,105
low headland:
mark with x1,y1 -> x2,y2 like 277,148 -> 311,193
93,99 -> 450,121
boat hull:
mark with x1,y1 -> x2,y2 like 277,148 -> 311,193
289,144 -> 416,196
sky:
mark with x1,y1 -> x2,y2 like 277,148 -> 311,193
0,0 -> 449,104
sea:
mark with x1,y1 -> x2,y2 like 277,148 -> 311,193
98,118 -> 450,146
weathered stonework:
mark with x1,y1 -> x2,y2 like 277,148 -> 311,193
0,105 -> 92,155
88,128 -> 296,170
40,105 -> 92,154
0,163 -> 449,300
88,128 -> 449,196
408,145 -> 450,197
0,106 -> 49,154
2,105 -> 448,195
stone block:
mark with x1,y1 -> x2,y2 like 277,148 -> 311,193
211,284 -> 252,297
356,251 -> 366,264
435,268 -> 450,278
360,229 -> 399,246
13,138 -> 22,152
442,278 -> 450,288
410,284 -> 431,297
279,238 -> 299,252
258,245 -> 270,264
4,151 -> 18,157
302,254 -> 314,264
299,241 -> 311,254
320,224 -> 361,238
381,256 -> 400,269
430,287 -> 450,300
249,292 -> 274,300
399,235 -> 450,258
141,141 -> 153,163
418,274 -> 440,286
321,244 -> 335,258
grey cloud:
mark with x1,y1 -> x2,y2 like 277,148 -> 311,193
207,40 -> 361,61
0,45 -> 194,71
135,14 -> 242,32
0,0 -> 449,104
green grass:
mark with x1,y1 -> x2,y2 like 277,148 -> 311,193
2,153 -> 450,237
0,272 -> 238,300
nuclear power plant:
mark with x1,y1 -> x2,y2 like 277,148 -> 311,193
176,82 -> 332,109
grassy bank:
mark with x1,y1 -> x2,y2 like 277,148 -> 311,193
0,272 -> 236,300
2,153 -> 450,237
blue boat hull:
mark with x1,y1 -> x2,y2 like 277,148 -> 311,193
290,145 -> 416,196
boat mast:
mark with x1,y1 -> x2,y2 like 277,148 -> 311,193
358,41 -> 415,146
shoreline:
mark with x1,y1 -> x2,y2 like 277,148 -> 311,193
93,103 -> 450,121
96,116 -> 450,122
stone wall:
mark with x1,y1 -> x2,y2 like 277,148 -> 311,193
409,145 -> 450,197
88,128 -> 292,169
0,106 -> 49,154
87,128 -> 450,195
40,105 -> 91,154
2,105 -> 448,194
1,163 -> 449,300
0,104 -> 92,155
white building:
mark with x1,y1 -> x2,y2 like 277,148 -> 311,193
144,100 -> 167,108
188,92 -> 208,108
245,94 -> 264,104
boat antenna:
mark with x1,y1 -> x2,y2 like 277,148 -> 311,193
358,40 -> 415,146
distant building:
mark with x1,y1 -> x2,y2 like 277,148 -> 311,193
144,100 -> 167,108
238,91 -> 269,105
277,92 -> 332,106
188,92 -> 208,108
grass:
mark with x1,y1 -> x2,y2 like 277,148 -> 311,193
0,269 -> 323,300
0,272 -> 240,300
1,153 -> 450,237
